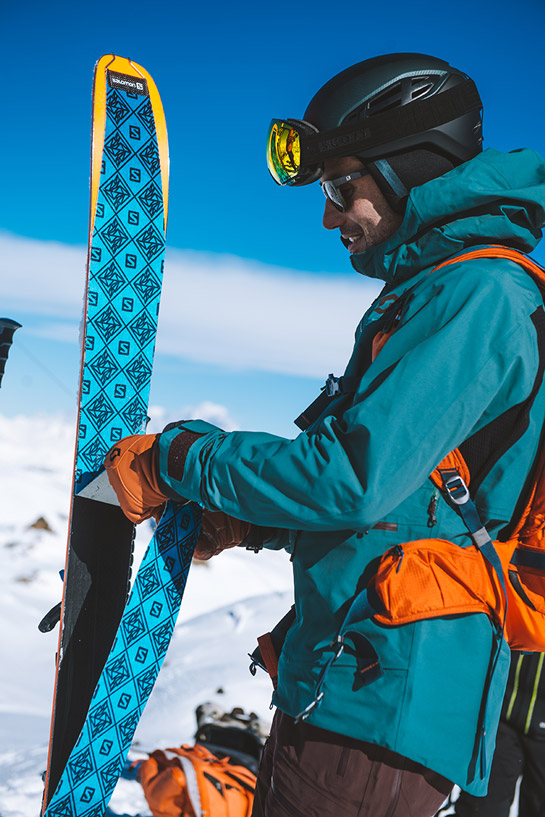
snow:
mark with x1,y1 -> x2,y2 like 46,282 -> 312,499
0,413 -> 521,817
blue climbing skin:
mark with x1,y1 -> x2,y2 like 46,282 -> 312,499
77,65 -> 166,490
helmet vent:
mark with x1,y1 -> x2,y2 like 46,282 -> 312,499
366,81 -> 404,115
345,75 -> 441,122
411,81 -> 435,100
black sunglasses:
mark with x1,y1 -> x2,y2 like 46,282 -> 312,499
320,169 -> 369,212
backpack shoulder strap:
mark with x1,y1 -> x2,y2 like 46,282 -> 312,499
430,245 -> 545,281
428,246 -> 545,491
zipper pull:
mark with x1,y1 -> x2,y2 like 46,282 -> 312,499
427,491 -> 439,528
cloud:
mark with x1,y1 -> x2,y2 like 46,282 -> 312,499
0,233 -> 86,316
0,232 -> 382,379
147,402 -> 239,433
0,412 -> 75,472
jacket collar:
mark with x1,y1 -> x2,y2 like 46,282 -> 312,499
351,148 -> 545,286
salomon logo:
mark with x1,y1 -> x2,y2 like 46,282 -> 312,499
107,70 -> 149,97
319,129 -> 370,152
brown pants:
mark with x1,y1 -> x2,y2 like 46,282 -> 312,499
252,710 -> 452,817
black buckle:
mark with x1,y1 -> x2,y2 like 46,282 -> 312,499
325,373 -> 341,397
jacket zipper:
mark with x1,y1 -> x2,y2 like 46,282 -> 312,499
427,490 -> 439,527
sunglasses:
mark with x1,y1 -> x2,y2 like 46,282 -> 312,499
320,170 -> 369,212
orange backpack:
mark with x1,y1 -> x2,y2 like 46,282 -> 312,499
363,247 -> 545,653
295,247 -> 545,731
137,744 -> 256,817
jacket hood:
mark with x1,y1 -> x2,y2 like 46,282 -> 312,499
351,148 -> 545,285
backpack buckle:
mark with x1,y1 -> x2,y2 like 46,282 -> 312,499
444,474 -> 470,505
325,373 -> 341,397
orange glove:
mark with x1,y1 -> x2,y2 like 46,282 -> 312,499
105,434 -> 167,524
194,511 -> 251,560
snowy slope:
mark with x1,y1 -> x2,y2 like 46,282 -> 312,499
0,413 -> 293,816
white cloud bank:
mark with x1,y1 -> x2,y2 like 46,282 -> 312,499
147,401 -> 239,433
0,232 -> 382,379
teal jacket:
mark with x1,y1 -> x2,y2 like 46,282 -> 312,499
159,148 -> 545,794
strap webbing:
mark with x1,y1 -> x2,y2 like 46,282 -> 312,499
437,467 -> 507,603
294,375 -> 360,431
430,246 -> 545,287
301,79 -> 482,164
510,548 -> 545,571
437,467 -> 508,781
179,755 -> 204,817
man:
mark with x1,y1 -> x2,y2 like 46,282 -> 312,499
105,54 -> 545,816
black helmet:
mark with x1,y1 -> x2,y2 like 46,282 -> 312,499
268,53 -> 483,210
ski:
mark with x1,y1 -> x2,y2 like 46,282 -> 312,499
42,54 -> 170,811
43,500 -> 201,817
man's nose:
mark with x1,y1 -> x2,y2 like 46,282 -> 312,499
322,197 -> 344,230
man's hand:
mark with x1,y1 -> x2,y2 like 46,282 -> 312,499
105,434 -> 167,524
195,511 -> 251,560
105,430 -> 251,560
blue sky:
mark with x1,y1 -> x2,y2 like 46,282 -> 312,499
2,0 -> 545,438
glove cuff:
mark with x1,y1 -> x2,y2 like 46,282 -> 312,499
155,423 -> 206,500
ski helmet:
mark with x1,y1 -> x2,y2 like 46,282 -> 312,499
267,53 -> 483,210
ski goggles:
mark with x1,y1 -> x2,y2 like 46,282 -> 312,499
266,118 -> 374,189
267,119 -> 369,209
266,119 -> 322,186
320,169 -> 369,212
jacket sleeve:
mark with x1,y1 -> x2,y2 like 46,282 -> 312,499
157,264 -> 541,532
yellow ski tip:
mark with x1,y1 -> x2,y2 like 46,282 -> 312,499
89,55 -> 169,239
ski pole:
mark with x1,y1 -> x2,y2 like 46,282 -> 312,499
0,318 -> 22,388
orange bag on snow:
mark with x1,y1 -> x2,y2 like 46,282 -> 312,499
137,743 -> 256,817
365,247 -> 545,653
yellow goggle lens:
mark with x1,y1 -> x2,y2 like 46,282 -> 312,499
267,120 -> 301,185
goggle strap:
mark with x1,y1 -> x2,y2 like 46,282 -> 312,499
372,159 -> 408,198
300,78 -> 482,164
